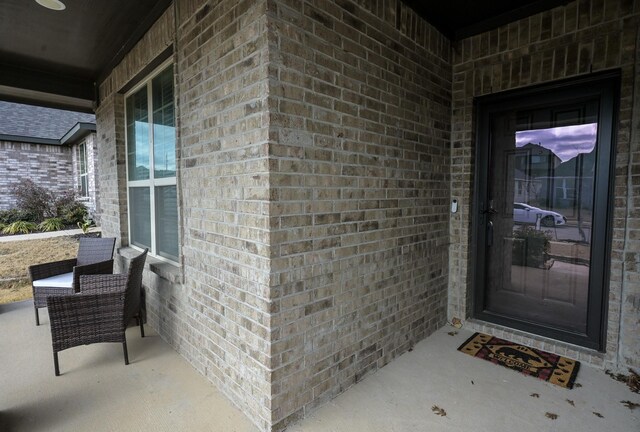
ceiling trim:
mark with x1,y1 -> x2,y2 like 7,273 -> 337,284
0,63 -> 94,100
0,84 -> 94,113
452,0 -> 572,40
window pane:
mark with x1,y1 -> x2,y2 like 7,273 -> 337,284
129,187 -> 151,249
80,175 -> 88,197
79,143 -> 87,174
126,88 -> 150,180
152,66 -> 175,178
155,185 -> 178,260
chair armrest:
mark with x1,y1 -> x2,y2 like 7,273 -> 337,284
79,274 -> 128,294
72,260 -> 114,290
29,259 -> 77,282
47,292 -> 125,352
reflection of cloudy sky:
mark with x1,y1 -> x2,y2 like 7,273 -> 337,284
516,123 -> 597,162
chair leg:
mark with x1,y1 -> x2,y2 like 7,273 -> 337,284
35,306 -> 40,326
123,340 -> 129,365
139,312 -> 145,338
53,352 -> 60,376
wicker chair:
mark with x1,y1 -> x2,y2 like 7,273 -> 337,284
29,237 -> 116,326
47,248 -> 148,376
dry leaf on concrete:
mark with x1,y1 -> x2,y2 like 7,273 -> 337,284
447,331 -> 458,336
621,400 -> 640,410
606,369 -> 640,394
545,412 -> 558,420
530,393 -> 540,398
592,412 -> 604,418
566,399 -> 575,406
431,406 -> 447,417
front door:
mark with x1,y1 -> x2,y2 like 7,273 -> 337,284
473,75 -> 618,350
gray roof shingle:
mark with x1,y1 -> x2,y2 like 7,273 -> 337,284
0,101 -> 95,141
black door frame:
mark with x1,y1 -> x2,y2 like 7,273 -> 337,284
471,71 -> 620,351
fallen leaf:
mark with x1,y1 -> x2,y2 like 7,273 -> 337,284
605,369 -> 640,394
471,380 -> 475,385
451,318 -> 463,329
545,412 -> 558,420
530,393 -> 540,398
592,412 -> 604,418
566,399 -> 575,406
621,400 -> 640,410
431,405 -> 447,417
574,383 -> 582,388
447,331 -> 458,336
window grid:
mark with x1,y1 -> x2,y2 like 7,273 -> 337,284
124,60 -> 178,263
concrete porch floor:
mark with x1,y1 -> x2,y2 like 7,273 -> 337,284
1,301 -> 638,432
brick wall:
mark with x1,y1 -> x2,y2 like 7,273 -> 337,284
449,0 -> 640,370
267,0 -> 451,428
96,94 -> 128,245
96,1 -> 451,430
97,1 -> 275,430
93,1 -> 639,431
177,0 -> 273,428
0,141 -> 73,210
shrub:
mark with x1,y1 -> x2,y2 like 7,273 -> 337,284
2,221 -> 38,235
512,226 -> 550,268
0,209 -> 38,224
11,180 -> 88,225
39,217 -> 65,232
12,180 -> 55,221
60,201 -> 88,225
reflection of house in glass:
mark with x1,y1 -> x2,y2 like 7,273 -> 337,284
513,143 -> 561,207
514,139 -> 596,220
546,150 -> 595,216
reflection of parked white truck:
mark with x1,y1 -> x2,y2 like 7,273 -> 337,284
513,203 -> 567,227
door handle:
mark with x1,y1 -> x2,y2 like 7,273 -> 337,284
487,221 -> 494,247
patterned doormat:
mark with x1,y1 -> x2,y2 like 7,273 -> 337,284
458,332 -> 580,389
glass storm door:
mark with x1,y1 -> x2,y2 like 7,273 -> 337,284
473,76 -> 618,350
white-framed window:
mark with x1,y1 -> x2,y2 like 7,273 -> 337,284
77,142 -> 88,197
124,61 -> 178,262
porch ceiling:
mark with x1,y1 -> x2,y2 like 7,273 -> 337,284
404,0 -> 571,40
0,0 -> 569,112
0,0 -> 172,112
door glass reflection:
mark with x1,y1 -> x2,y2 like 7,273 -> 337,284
508,123 -> 597,332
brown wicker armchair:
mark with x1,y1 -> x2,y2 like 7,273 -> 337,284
29,237 -> 116,326
47,248 -> 148,376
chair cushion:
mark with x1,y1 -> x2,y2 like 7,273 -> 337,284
32,272 -> 74,288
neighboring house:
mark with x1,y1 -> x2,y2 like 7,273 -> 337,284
0,101 -> 99,216
514,143 -> 596,216
1,2 -> 639,432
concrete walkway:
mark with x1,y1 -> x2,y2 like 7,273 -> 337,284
0,227 -> 101,243
1,301 -> 638,432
